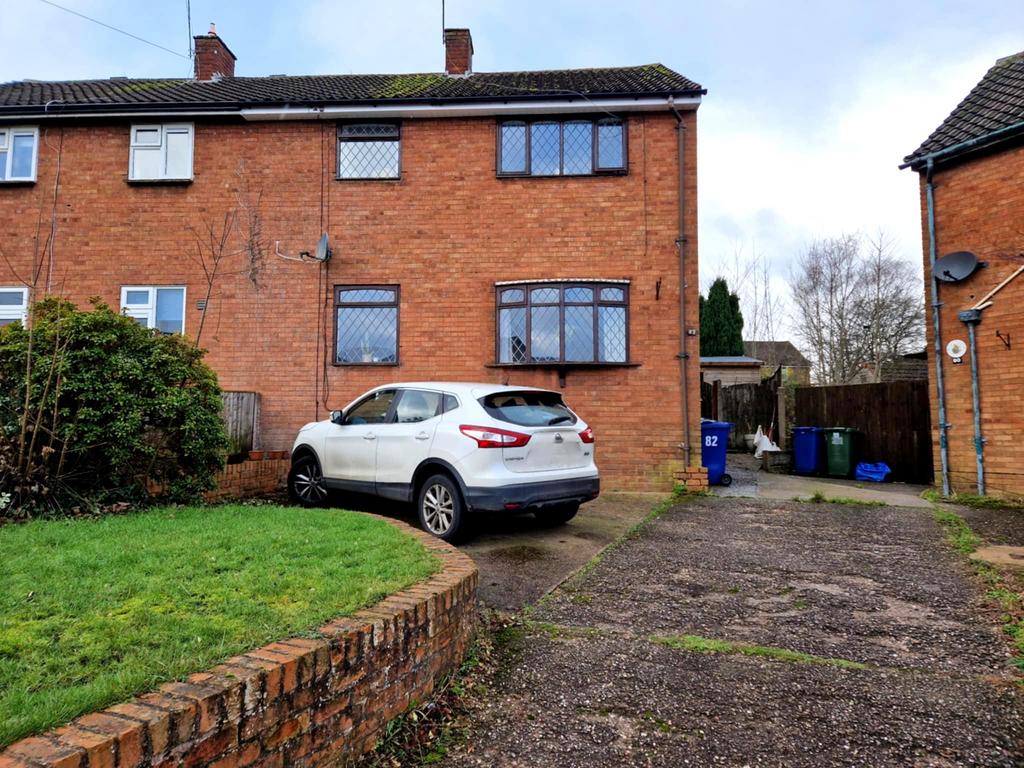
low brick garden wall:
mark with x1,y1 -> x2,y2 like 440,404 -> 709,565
0,519 -> 478,768
205,452 -> 290,502
674,465 -> 709,491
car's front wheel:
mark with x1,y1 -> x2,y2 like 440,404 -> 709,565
418,474 -> 464,542
289,454 -> 329,507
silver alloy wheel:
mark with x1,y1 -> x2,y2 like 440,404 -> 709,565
293,461 -> 327,504
422,482 -> 455,535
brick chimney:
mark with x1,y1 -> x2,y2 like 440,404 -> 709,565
444,28 -> 473,76
193,23 -> 236,80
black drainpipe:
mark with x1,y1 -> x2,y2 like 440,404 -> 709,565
669,97 -> 692,467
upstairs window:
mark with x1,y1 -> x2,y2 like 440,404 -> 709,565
498,118 -> 626,177
0,287 -> 28,327
496,282 -> 629,364
129,124 -> 194,181
0,127 -> 39,182
337,123 -> 400,180
120,286 -> 186,333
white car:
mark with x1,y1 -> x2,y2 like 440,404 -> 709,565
288,382 -> 600,540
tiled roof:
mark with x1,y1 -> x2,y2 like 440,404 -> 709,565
903,51 -> 1024,167
700,356 -> 763,366
0,64 -> 704,116
743,340 -> 811,368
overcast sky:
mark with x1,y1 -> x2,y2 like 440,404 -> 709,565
3,1 -> 1023,337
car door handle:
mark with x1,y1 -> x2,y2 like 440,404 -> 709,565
415,432 -> 430,441
363,433 -> 376,440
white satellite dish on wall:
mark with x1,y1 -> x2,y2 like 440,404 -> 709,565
315,233 -> 332,262
946,339 -> 967,363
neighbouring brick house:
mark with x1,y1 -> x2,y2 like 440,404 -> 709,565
903,49 -> 1024,498
0,26 -> 707,491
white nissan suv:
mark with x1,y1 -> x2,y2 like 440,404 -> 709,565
288,382 -> 600,541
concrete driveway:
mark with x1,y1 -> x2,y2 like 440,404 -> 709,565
441,495 -> 1023,767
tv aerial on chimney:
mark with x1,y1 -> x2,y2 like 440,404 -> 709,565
934,250 -> 984,282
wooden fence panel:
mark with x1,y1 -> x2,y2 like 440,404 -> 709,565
794,382 -> 933,484
718,380 -> 778,449
222,391 -> 261,458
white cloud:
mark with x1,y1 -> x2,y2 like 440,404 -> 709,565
698,38 -> 1015,338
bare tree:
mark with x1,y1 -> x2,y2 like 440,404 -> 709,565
790,233 -> 923,384
720,241 -> 784,343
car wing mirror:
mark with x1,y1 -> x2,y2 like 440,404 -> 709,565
330,409 -> 345,425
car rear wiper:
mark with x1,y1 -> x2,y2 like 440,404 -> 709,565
548,415 -> 574,425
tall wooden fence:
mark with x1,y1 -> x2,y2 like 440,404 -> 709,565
794,381 -> 933,484
222,391 -> 261,460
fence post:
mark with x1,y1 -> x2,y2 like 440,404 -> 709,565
777,388 -> 787,449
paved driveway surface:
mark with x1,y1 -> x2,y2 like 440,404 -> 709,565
441,496 -> 1023,767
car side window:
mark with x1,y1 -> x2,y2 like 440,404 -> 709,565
443,394 -> 459,413
395,390 -> 442,423
344,389 -> 396,425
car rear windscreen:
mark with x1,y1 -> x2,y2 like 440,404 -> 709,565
480,391 -> 578,427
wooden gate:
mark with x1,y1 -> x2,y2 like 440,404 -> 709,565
794,381 -> 933,484
222,391 -> 261,460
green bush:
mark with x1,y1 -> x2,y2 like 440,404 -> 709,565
0,298 -> 228,517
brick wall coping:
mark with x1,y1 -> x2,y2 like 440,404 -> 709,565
0,516 -> 478,768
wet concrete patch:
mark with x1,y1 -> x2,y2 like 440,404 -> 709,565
539,497 -> 1013,673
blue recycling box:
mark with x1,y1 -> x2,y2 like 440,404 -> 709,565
792,426 -> 824,475
701,420 -> 734,486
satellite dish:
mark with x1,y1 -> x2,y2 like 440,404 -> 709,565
946,339 -> 967,359
314,233 -> 332,262
934,251 -> 980,282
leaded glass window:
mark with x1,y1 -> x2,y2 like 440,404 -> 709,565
335,285 -> 399,364
338,123 -> 400,179
496,282 -> 629,364
497,118 -> 626,177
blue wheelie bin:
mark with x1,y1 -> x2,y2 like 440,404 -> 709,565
792,427 -> 824,475
701,420 -> 733,486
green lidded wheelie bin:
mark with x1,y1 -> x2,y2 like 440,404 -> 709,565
822,427 -> 862,478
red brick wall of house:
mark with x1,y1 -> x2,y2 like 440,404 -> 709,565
0,111 -> 700,491
918,143 -> 1024,498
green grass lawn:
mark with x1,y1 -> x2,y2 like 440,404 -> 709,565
0,505 -> 440,747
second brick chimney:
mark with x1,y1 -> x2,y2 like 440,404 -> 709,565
444,28 -> 473,76
193,23 -> 236,80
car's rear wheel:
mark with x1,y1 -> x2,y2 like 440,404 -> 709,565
289,455 -> 328,507
418,474 -> 464,542
535,502 -> 579,527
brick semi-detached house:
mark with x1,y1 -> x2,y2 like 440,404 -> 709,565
0,26 -> 707,491
903,49 -> 1024,498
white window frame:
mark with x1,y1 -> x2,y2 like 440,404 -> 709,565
0,286 -> 29,326
0,126 -> 40,183
128,123 -> 194,181
120,286 -> 187,334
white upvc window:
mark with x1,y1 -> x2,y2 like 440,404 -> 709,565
0,126 -> 39,182
0,286 -> 28,327
120,286 -> 186,334
129,124 -> 194,181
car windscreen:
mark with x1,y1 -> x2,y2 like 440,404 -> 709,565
479,391 -> 578,427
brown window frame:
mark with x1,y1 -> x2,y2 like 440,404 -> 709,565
494,281 -> 630,366
333,284 -> 400,366
336,122 -> 402,181
496,116 -> 627,178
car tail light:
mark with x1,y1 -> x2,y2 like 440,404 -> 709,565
459,425 -> 531,448
579,426 -> 595,444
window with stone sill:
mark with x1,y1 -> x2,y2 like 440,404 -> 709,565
496,282 -> 629,365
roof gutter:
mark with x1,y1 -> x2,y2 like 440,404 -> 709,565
0,93 -> 703,122
901,118 -> 1024,170
240,95 -> 701,121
